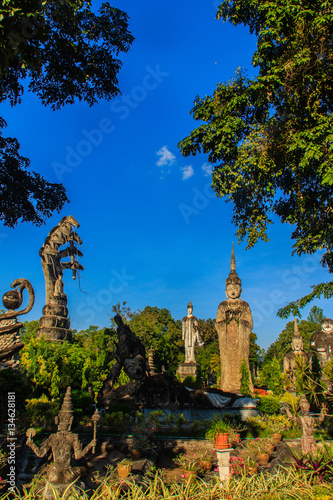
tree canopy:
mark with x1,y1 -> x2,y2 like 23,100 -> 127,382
179,0 -> 333,315
20,322 -> 117,397
129,306 -> 183,374
0,0 -> 133,227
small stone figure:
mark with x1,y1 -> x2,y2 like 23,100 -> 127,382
182,301 -> 204,363
283,318 -> 309,390
283,394 -> 327,454
0,279 -> 35,369
98,315 -> 148,406
215,244 -> 253,393
26,387 -> 96,495
37,216 -> 84,341
310,318 -> 333,371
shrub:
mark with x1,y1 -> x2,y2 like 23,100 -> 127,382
290,441 -> 333,484
257,395 -> 281,415
71,389 -> 95,419
182,375 -> 199,389
240,358 -> 252,396
24,395 -> 60,430
260,357 -> 283,395
102,411 -> 130,432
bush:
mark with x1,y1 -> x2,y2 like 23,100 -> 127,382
107,401 -> 132,414
102,411 -> 131,432
240,358 -> 252,396
260,357 -> 283,395
257,395 -> 281,415
182,375 -> 200,389
24,395 -> 60,430
71,389 -> 95,420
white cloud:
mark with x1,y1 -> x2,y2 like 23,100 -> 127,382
181,165 -> 194,180
156,146 -> 176,167
202,162 -> 213,177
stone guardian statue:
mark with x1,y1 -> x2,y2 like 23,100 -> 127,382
215,244 -> 253,393
283,394 -> 327,454
26,387 -> 96,496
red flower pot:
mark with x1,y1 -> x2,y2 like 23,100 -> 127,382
214,432 -> 230,450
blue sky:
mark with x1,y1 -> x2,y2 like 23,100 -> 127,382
0,0 -> 331,350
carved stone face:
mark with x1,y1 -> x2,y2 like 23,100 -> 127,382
187,306 -> 193,316
226,283 -> 241,299
292,337 -> 303,351
124,355 -> 146,381
322,319 -> 333,333
55,415 -> 73,432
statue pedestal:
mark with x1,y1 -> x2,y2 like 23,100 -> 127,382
215,448 -> 232,482
301,436 -> 317,455
177,361 -> 197,380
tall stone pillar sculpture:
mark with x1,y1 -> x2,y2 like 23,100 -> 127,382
283,318 -> 309,390
215,245 -> 253,393
177,300 -> 204,380
0,279 -> 35,369
37,216 -> 83,341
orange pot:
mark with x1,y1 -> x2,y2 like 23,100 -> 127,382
247,465 -> 258,475
272,433 -> 282,443
117,463 -> 132,479
257,453 -> 270,465
214,432 -> 230,450
199,459 -> 212,472
182,469 -> 197,479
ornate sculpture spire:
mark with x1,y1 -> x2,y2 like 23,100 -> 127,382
187,300 -> 193,309
226,244 -> 241,288
231,242 -> 236,273
291,317 -> 304,352
58,387 -> 74,421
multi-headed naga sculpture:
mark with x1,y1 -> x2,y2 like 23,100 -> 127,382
37,216 -> 83,341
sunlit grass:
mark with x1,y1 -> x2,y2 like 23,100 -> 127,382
2,467 -> 333,499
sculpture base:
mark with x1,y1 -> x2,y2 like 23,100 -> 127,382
301,436 -> 317,455
177,362 -> 197,380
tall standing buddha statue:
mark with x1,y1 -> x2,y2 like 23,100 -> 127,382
177,300 -> 204,379
215,245 -> 253,393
